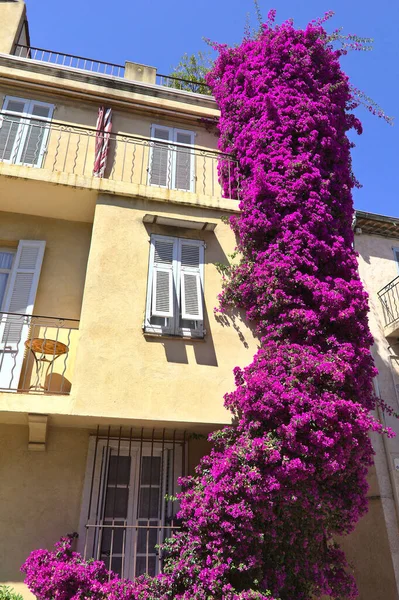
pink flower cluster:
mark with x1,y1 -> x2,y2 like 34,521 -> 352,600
22,14 -> 390,600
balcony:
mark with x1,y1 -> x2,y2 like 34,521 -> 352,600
0,116 -> 239,204
13,45 -> 212,95
378,276 -> 399,337
0,312 -> 79,394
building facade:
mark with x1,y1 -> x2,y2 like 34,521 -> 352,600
0,2 -> 398,598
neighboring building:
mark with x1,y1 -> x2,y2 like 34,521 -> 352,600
0,3 -> 397,599
354,211 -> 399,597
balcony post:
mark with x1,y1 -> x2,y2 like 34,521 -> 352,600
124,61 -> 156,84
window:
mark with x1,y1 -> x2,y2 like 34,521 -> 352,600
0,249 -> 16,309
148,125 -> 195,192
144,235 -> 205,338
393,248 -> 399,273
0,96 -> 54,167
0,240 -> 46,390
79,432 -> 184,579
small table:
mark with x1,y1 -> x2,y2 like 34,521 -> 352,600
25,338 -> 69,391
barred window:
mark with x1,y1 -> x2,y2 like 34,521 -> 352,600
79,428 -> 186,578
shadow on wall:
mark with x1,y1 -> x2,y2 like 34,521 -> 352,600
214,309 -> 251,350
145,302 -> 218,367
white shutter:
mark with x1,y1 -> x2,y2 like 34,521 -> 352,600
20,102 -> 53,167
1,240 -> 46,343
0,98 -> 28,163
0,116 -> 23,162
179,240 -> 204,321
0,240 -> 45,390
149,126 -> 172,188
174,130 -> 194,192
150,237 -> 176,318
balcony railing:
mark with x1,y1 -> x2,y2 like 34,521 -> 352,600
0,312 -> 79,394
378,276 -> 399,328
12,45 -> 211,94
0,116 -> 240,199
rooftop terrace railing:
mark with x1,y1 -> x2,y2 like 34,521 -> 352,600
13,44 -> 126,77
0,115 -> 240,200
12,45 -> 212,94
378,276 -> 399,328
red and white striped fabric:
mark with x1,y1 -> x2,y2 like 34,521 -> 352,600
93,106 -> 112,177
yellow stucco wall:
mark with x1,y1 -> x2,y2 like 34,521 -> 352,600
355,231 -> 399,588
71,195 -> 258,426
0,83 -> 232,218
0,423 -> 396,600
0,424 -> 89,597
0,210 -> 92,319
356,232 -> 399,476
0,211 -> 92,395
0,2 -> 25,54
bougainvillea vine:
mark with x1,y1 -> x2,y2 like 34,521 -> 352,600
22,12 -> 392,600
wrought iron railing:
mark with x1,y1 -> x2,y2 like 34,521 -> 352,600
13,44 -> 125,77
0,115 -> 240,199
81,426 -> 186,578
0,312 -> 79,394
155,73 -> 211,94
12,45 -> 211,93
378,276 -> 399,328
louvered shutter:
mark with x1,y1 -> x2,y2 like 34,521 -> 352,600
150,237 -> 176,318
0,97 -> 53,166
20,103 -> 53,167
0,240 -> 45,389
174,130 -> 194,192
1,240 -> 46,344
149,126 -> 172,188
0,98 -> 27,162
179,240 -> 204,321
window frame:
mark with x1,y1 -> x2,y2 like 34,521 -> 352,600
148,124 -> 195,193
144,234 -> 205,338
0,95 -> 54,167
78,435 -> 183,579
0,247 -> 16,311
393,247 -> 399,274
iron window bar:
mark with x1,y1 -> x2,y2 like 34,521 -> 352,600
82,426 -> 187,579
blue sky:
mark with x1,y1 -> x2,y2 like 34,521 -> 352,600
25,0 -> 398,216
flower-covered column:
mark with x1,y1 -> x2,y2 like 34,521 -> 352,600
22,14 -> 391,600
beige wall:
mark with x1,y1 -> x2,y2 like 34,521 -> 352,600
340,497 -> 398,599
71,195 -> 258,426
0,84 -> 228,211
356,231 -> 399,593
0,211 -> 92,395
0,2 -> 26,54
356,232 -> 399,465
0,424 -> 89,596
0,85 -> 219,152
0,211 -> 92,319
0,423 -> 396,600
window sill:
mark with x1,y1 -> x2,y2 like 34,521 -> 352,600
143,331 -> 206,342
